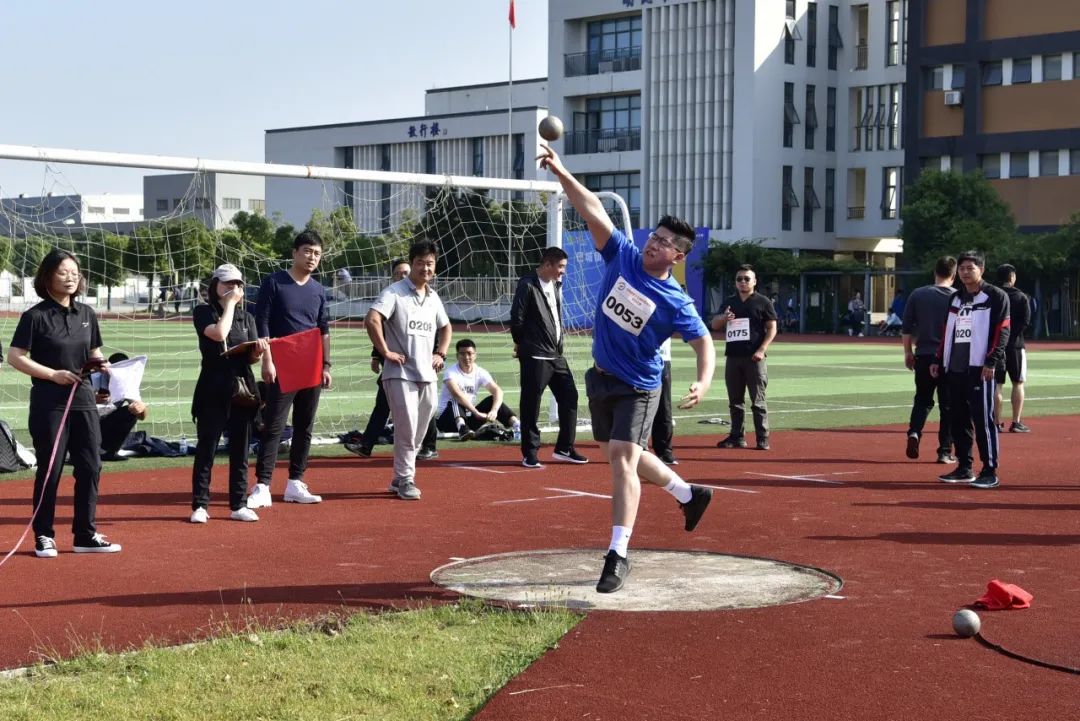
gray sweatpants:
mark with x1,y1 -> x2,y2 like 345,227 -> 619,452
725,355 -> 769,440
384,378 -> 437,486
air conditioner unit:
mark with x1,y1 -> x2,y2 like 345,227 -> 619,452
598,60 -> 614,73
944,90 -> 963,106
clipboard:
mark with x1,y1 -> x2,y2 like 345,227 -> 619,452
220,341 -> 260,358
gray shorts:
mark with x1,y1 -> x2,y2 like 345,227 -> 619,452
585,367 -> 660,448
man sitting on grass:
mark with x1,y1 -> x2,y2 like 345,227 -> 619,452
435,339 -> 521,442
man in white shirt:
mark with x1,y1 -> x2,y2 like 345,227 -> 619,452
435,339 -> 520,440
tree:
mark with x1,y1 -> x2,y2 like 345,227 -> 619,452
899,170 -> 1016,268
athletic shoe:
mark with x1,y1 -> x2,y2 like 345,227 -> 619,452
230,508 -> 259,522
996,422 -> 1005,433
396,480 -> 422,500
388,479 -> 400,494
552,448 -> 589,464
283,479 -> 322,504
522,454 -> 544,469
936,451 -> 958,464
906,432 -> 920,459
971,469 -> 1000,489
246,484 -> 272,509
456,427 -> 475,442
34,535 -> 57,559
344,442 -> 372,457
416,449 -> 439,461
1009,421 -> 1031,433
680,485 -> 713,532
756,439 -> 771,451
595,550 -> 631,594
190,507 -> 209,524
101,451 -> 128,462
73,533 -> 121,554
658,453 -> 679,466
938,468 -> 975,484
717,435 -> 747,449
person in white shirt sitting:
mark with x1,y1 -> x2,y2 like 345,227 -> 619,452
435,339 -> 520,441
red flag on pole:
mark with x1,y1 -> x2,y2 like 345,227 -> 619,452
509,0 -> 516,28
269,328 -> 323,393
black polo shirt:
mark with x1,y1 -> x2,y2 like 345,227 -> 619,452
10,298 -> 103,410
721,291 -> 777,358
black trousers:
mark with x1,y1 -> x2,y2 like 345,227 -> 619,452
361,374 -> 436,451
946,369 -> 1000,472
255,381 -> 321,485
908,355 -> 952,453
29,404 -> 101,541
192,406 -> 255,511
650,360 -> 674,456
436,396 -> 516,433
725,355 -> 769,439
99,405 -> 138,455
518,356 -> 578,457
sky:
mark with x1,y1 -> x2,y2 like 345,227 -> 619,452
0,0 -> 548,197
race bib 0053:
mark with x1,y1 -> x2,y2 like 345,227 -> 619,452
602,276 -> 656,336
726,317 -> 750,343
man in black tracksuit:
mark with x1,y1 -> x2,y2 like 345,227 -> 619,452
510,246 -> 585,469
993,264 -> 1032,433
932,250 -> 1010,489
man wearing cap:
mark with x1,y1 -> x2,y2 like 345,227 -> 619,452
247,230 -> 331,508
993,264 -> 1031,434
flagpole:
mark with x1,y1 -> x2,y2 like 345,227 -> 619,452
507,3 -> 514,297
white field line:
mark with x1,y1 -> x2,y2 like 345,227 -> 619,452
491,487 -> 612,505
699,483 -> 760,495
444,464 -> 510,474
743,471 -> 848,485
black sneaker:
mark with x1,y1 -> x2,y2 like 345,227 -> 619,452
1009,421 -> 1031,433
971,469 -> 1000,489
456,427 -> 475,442
72,533 -> 122,554
938,468 -> 975,484
756,439 -> 771,451
344,442 -> 372,458
522,454 -> 544,469
906,432 -> 920,459
680,485 -> 713,532
596,550 -> 630,594
717,435 -> 747,449
34,535 -> 57,559
552,448 -> 588,464
658,453 -> 679,466
416,449 -> 439,461
936,450 -> 958,464
101,451 -> 128,462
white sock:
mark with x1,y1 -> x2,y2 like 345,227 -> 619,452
664,476 -> 693,504
608,525 -> 632,557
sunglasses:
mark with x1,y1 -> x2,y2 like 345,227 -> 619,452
735,276 -> 753,282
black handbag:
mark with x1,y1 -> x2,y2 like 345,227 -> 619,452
231,376 -> 260,408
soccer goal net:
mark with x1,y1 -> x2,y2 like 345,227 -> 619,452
0,145 -> 632,442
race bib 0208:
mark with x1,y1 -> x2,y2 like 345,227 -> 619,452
602,276 -> 656,336
726,317 -> 750,343
407,315 -> 436,338
954,315 -> 973,344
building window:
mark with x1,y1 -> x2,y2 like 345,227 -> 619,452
825,168 -> 836,232
805,85 -> 817,150
1012,58 -> 1032,84
784,27 -> 796,65
155,199 -> 168,212
950,155 -> 964,173
920,156 -> 939,171
1039,151 -> 1060,177
886,1 -> 902,66
471,137 -> 484,176
826,87 -> 837,152
806,2 -> 818,67
172,198 -> 182,209
875,87 -> 888,150
828,5 -> 841,71
853,87 -> 873,151
980,154 -> 1001,179
195,198 -> 211,210
925,66 -> 944,91
804,167 -> 820,232
112,207 -> 129,215
1071,149 -> 1080,174
222,197 -> 241,210
783,82 -> 800,148
950,64 -> 966,90
585,94 -> 641,133
880,167 -> 901,220
1010,152 -> 1029,178
782,166 -> 797,231
87,206 -> 106,214
1043,54 -> 1063,82
786,0 -> 796,18
248,199 -> 265,213
888,84 -> 902,150
585,16 -> 642,75
512,134 -> 525,200
982,62 -> 1003,86
1075,53 -> 1080,79
584,172 -> 640,228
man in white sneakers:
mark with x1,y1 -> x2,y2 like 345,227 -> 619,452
435,339 -> 520,440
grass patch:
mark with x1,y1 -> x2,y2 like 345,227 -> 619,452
0,602 -> 580,721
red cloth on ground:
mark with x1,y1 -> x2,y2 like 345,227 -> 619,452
974,580 -> 1034,610
269,328 -> 323,393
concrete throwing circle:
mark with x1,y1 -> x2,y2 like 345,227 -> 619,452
430,549 -> 842,612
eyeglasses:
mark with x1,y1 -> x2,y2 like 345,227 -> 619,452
54,271 -> 81,280
648,232 -> 689,252
735,276 -> 753,282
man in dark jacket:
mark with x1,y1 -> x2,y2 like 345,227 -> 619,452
993,264 -> 1031,433
509,246 -> 586,469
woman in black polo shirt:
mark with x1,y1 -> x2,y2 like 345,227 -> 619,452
189,264 -> 267,523
7,248 -> 120,558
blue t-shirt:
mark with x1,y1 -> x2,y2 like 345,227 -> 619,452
255,270 -> 330,339
592,229 -> 708,390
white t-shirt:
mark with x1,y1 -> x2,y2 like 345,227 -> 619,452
438,362 -> 494,416
539,278 -> 561,343
370,278 -> 450,383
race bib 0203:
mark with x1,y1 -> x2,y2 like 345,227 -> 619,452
953,315 -> 973,344
602,276 -> 656,336
726,317 -> 750,343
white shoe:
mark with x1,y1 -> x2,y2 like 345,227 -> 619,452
190,507 -> 209,524
283,479 -> 322,504
230,508 -> 259,522
246,484 -> 272,509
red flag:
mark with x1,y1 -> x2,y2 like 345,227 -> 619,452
508,0 -> 516,28
269,328 -> 323,393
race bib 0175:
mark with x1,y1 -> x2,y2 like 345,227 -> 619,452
726,317 -> 750,343
602,276 -> 656,336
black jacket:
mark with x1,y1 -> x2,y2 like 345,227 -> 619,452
1002,286 -> 1030,349
510,270 -> 564,358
